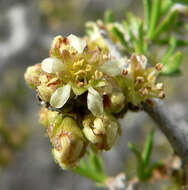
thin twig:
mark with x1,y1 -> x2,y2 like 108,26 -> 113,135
142,99 -> 188,184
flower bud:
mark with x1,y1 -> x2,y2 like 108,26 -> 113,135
82,114 -> 120,150
122,54 -> 165,105
24,64 -> 41,88
39,107 -> 49,127
107,92 -> 125,113
39,107 -> 63,140
52,117 -> 87,169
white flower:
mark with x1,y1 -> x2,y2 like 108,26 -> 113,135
136,55 -> 147,69
171,3 -> 187,14
67,34 -> 86,53
41,57 -> 65,74
100,60 -> 123,76
87,87 -> 104,116
50,84 -> 71,108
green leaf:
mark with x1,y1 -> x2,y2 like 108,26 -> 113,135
104,10 -> 115,23
111,26 -> 132,52
143,0 -> 151,29
128,142 -> 142,162
122,20 -> 136,43
161,51 -> 182,75
161,0 -> 174,15
73,153 -> 107,183
171,0 -> 188,5
88,152 -> 105,174
153,10 -> 178,39
147,0 -> 161,40
142,129 -> 154,168
161,36 -> 177,64
137,21 -> 144,54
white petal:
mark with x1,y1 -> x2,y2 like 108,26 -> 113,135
100,60 -> 122,76
87,87 -> 103,116
41,57 -> 64,73
136,55 -> 147,69
67,34 -> 86,53
50,84 -> 71,108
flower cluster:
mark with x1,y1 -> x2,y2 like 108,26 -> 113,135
25,33 -> 165,169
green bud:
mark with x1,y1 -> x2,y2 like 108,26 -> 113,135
37,74 -> 60,102
39,107 -> 64,140
52,117 -> 87,169
82,114 -> 120,150
39,107 -> 49,127
24,64 -> 41,88
37,85 -> 56,103
108,91 -> 125,113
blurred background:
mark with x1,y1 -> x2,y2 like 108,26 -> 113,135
0,0 -> 187,189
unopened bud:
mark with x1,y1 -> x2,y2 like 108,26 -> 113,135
107,92 -> 125,113
52,117 -> 87,169
82,114 -> 120,150
24,64 -> 41,88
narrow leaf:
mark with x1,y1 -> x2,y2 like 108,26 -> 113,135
153,10 -> 178,39
162,36 -> 177,64
128,142 -> 142,162
143,0 -> 151,29
161,0 -> 174,15
147,0 -> 161,40
142,129 -> 154,167
104,10 -> 114,23
161,51 -> 182,75
111,26 -> 132,52
88,152 -> 105,174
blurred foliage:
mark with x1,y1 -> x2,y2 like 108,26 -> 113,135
73,151 -> 107,185
0,69 -> 29,170
99,0 -> 188,76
